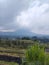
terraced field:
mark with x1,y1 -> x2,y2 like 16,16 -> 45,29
0,47 -> 25,57
0,47 -> 25,65
0,61 -> 18,65
0,40 -> 49,65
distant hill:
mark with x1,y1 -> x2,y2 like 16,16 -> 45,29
0,29 -> 49,39
0,29 -> 36,38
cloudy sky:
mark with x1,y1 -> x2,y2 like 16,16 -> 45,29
0,0 -> 49,34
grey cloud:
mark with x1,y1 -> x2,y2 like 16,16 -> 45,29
0,0 -> 49,34
0,0 -> 31,29
40,0 -> 49,3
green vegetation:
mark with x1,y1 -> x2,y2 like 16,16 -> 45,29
22,43 -> 49,65
0,39 -> 33,48
0,38 -> 49,65
0,47 -> 25,57
0,39 -> 33,57
0,61 -> 18,65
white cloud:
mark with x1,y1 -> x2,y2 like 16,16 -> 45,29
0,29 -> 15,32
0,0 -> 49,34
16,0 -> 49,34
0,0 -> 33,30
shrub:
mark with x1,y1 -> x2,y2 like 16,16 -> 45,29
25,43 -> 46,65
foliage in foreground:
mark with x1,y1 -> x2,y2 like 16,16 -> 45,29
22,43 -> 49,65
0,61 -> 18,65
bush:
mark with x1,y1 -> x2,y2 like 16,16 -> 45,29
25,43 -> 48,65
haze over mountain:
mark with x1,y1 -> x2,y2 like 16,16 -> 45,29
0,28 -> 49,38
0,29 -> 36,37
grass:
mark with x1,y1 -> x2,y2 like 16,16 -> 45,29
18,40 -> 33,43
0,47 -> 25,57
0,47 -> 22,65
0,45 -> 49,57
0,41 -> 49,65
0,61 -> 18,65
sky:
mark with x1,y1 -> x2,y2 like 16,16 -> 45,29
0,0 -> 49,34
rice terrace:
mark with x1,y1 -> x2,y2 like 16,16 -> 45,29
0,0 -> 49,65
0,38 -> 49,65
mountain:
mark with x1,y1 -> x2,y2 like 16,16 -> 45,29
0,29 -> 37,38
0,29 -> 49,39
